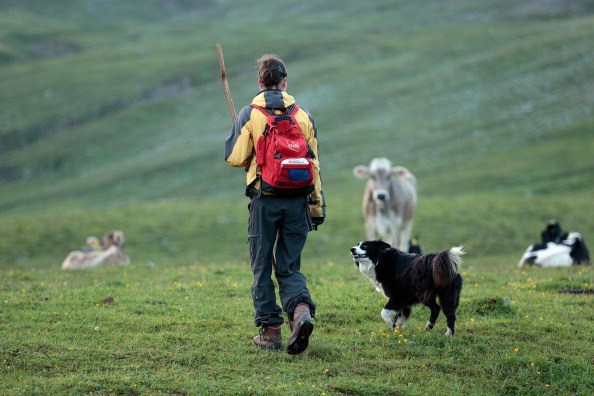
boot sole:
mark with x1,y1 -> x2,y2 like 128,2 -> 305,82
287,320 -> 313,355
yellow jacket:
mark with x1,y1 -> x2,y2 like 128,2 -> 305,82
225,90 -> 325,218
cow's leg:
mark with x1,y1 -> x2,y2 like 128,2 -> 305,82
388,213 -> 401,248
365,217 -> 376,241
399,219 -> 413,252
389,233 -> 398,250
424,298 -> 441,331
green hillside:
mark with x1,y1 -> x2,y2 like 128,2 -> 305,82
1,0 -> 593,266
1,2 -> 594,395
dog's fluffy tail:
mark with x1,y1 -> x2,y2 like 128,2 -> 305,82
433,245 -> 465,289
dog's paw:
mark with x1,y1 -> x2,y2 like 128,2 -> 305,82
381,308 -> 397,328
395,316 -> 407,328
425,321 -> 435,331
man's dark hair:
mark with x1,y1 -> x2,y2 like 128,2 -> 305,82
257,54 -> 287,88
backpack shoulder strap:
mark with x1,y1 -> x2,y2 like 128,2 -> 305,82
249,104 -> 281,127
249,104 -> 272,115
287,104 -> 300,115
250,103 -> 300,117
250,104 -> 299,127
286,104 -> 314,158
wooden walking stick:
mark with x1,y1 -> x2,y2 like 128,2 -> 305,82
216,43 -> 237,123
217,44 -> 278,269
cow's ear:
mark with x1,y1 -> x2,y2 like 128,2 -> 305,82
391,166 -> 408,179
353,165 -> 369,179
112,231 -> 124,246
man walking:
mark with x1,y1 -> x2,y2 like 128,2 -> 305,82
225,54 -> 325,354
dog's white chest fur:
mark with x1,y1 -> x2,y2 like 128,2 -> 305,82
353,249 -> 387,297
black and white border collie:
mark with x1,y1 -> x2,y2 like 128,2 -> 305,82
350,240 -> 465,336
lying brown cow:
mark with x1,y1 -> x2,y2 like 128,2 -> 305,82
61,230 -> 130,270
353,158 -> 417,251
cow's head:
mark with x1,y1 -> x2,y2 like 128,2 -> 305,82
102,230 -> 125,249
353,158 -> 407,205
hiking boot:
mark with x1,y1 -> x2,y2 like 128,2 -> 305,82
287,303 -> 313,355
252,324 -> 282,351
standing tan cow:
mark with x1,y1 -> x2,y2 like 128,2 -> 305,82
353,158 -> 417,251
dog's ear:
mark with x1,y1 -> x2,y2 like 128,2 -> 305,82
377,240 -> 391,250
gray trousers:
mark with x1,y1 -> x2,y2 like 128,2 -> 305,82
248,194 -> 316,327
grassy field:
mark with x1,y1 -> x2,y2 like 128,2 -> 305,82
1,243 -> 592,395
1,0 -> 593,394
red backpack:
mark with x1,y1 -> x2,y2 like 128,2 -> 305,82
250,104 -> 315,196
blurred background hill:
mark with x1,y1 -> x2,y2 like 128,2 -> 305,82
1,0 -> 593,267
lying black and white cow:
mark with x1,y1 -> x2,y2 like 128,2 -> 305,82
353,158 -> 417,251
518,232 -> 590,268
